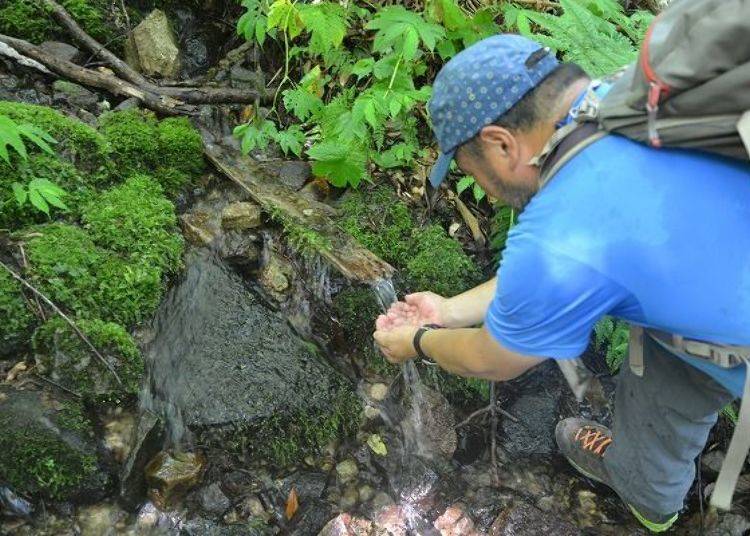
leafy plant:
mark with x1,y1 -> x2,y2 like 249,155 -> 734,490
456,175 -> 486,203
594,316 -> 630,373
12,178 -> 68,216
0,114 -> 56,163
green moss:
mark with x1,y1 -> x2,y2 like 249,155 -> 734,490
0,101 -> 110,173
0,153 -> 98,230
20,223 -> 165,326
33,317 -> 143,399
98,109 -> 159,177
231,385 -> 361,468
0,269 -> 35,356
339,187 -> 414,266
82,174 -> 184,273
0,395 -> 98,500
156,117 -> 205,177
421,367 -> 489,406
0,0 -> 116,47
154,167 -> 193,198
405,225 -> 481,297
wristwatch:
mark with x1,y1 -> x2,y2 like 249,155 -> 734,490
413,324 -> 441,364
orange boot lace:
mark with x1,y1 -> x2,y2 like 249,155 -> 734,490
574,426 -> 613,457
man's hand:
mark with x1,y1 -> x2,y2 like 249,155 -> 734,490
373,325 -> 418,364
375,292 -> 447,332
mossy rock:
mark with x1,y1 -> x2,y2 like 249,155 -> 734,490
98,109 -> 160,177
0,153 -> 98,230
0,269 -> 35,357
0,101 -> 110,173
156,117 -> 205,177
33,317 -> 144,401
81,174 -> 184,274
20,223 -> 166,326
0,0 -> 116,48
0,387 -> 106,500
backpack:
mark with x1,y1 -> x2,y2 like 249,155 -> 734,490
539,0 -> 750,512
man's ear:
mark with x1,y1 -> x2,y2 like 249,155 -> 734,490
478,125 -> 517,160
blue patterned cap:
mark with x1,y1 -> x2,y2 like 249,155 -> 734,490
427,34 -> 558,187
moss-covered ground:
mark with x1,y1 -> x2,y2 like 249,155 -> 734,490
337,187 -> 487,406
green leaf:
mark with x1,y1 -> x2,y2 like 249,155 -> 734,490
307,140 -> 367,188
28,188 -> 49,216
267,0 -> 304,39
17,123 -> 57,155
11,182 -> 27,206
274,125 -> 306,157
456,175 -> 474,194
298,3 -> 348,55
351,57 -> 375,79
282,87 -> 323,122
236,119 -> 278,154
472,181 -> 486,202
0,115 -> 28,163
29,178 -> 66,198
366,6 -> 445,57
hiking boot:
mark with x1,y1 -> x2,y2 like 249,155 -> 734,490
555,418 -> 679,533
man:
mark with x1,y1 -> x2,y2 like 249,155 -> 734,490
373,34 -> 750,533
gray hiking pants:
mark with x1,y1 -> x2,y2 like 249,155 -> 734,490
603,334 -> 735,515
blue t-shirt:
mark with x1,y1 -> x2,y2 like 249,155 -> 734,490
485,134 -> 750,398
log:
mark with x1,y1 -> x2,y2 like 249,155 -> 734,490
202,135 -> 395,284
0,34 -> 194,115
42,0 -> 270,105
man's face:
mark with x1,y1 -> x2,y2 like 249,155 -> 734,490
454,126 -> 541,210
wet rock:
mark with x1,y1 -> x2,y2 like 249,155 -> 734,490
490,502 -> 581,536
0,486 -> 32,517
318,513 -> 374,536
126,10 -> 181,78
288,497 -> 332,535
145,451 -> 206,505
359,484 -> 374,502
239,495 -> 270,522
219,231 -> 260,268
372,491 -> 395,510
705,512 -> 750,535
114,97 -> 141,111
262,160 -> 312,191
103,411 -> 136,463
373,505 -> 409,535
259,255 -> 292,295
40,41 -> 82,63
339,485 -> 359,510
336,459 -> 359,483
221,201 -> 262,231
180,211 -> 217,246
404,387 -> 457,459
120,412 -> 165,509
199,482 -> 231,516
76,503 -> 125,536
434,504 -> 480,536
136,502 -> 184,533
364,405 -> 381,420
0,386 -> 108,501
52,80 -> 98,110
230,65 -> 264,89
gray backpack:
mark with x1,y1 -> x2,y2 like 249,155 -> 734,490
540,0 -> 750,512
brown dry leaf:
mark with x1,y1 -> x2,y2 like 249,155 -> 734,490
240,105 -> 255,123
5,361 -> 27,383
285,487 -> 299,520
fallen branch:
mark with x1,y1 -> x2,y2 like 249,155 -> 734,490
0,34 -> 194,115
455,401 -> 518,428
42,0 -> 270,105
0,259 -> 123,386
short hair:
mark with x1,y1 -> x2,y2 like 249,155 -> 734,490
464,63 -> 588,154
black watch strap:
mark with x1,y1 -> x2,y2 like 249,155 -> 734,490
413,324 -> 441,361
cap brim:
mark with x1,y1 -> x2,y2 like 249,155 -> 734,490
429,149 -> 455,188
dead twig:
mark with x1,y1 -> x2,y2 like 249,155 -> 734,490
455,402 -> 518,428
0,259 -> 123,386
33,373 -> 82,398
490,381 -> 500,486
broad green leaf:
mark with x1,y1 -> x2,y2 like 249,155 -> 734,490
40,191 -> 68,210
282,87 -> 323,122
307,140 -> 367,188
473,182 -> 486,202
274,125 -> 306,157
237,119 -> 278,154
366,6 -> 445,57
351,58 -> 375,78
402,27 -> 419,61
267,0 -> 304,39
11,182 -> 27,206
29,178 -> 66,198
0,115 -> 27,162
298,3 -> 348,55
28,188 -> 49,216
17,124 -> 57,155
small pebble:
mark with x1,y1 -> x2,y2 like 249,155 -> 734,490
363,406 -> 380,420
369,383 -> 388,401
336,459 -> 359,482
359,485 -> 374,502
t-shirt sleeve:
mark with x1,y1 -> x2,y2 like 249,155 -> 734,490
485,240 -> 627,360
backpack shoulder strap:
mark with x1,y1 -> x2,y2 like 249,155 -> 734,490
538,122 -> 606,188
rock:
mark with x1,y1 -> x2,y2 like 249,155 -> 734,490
261,160 -> 312,191
239,495 -> 269,522
52,80 -> 98,110
76,503 -> 126,536
0,386 -> 108,501
318,513 -> 374,536
369,383 -> 388,401
404,387 -> 457,459
103,411 -> 136,463
372,492 -> 395,510
287,497 -> 332,535
198,482 -> 231,516
114,98 -> 141,112
218,231 -> 260,268
136,502 -> 184,533
489,502 -> 581,536
145,451 -> 206,506
0,486 -> 32,517
180,211 -> 216,246
359,485 -> 374,503
364,405 -> 380,420
336,459 -> 359,483
705,513 -> 750,535
221,202 -> 262,231
229,65 -> 264,88
339,485 -> 359,510
259,255 -> 292,295
434,504 -> 480,536
373,505 -> 409,535
126,10 -> 181,78
119,412 -> 165,509
40,41 -> 82,63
